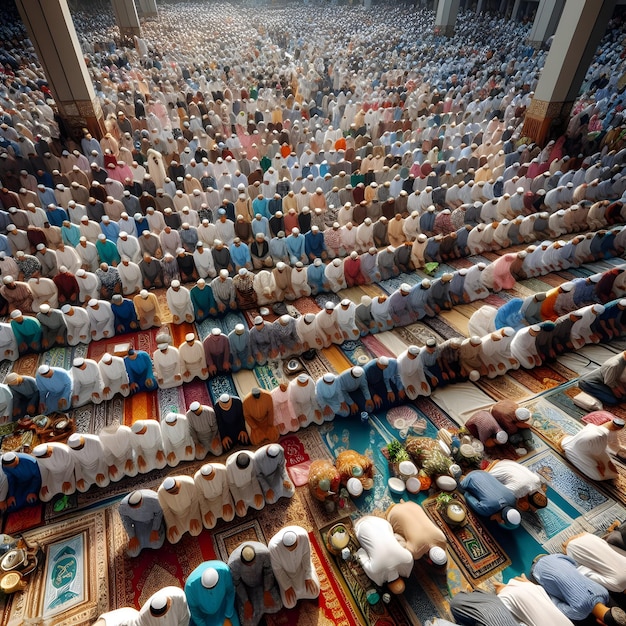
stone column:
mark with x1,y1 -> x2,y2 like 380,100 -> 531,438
527,0 -> 564,48
511,0 -> 522,20
476,0 -> 484,13
137,0 -> 158,18
14,0 -> 106,140
522,0 -> 616,146
434,0 -> 460,36
111,0 -> 141,40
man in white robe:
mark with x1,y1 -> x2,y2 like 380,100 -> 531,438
226,450 -> 265,517
62,304 -> 91,346
28,276 -> 58,311
137,586 -> 190,626
295,313 -> 322,351
32,442 -> 76,502
153,343 -> 182,389
185,401 -> 222,459
315,302 -> 343,347
67,433 -> 110,492
179,333 -> 208,383
324,257 -> 346,292
335,298 -> 360,340
99,424 -> 137,480
98,352 -> 130,400
561,423 -> 618,481
0,383 -> 13,423
288,374 -> 323,427
354,515 -> 414,594
87,298 -> 115,340
397,345 -> 431,398
160,413 -> 195,467
157,475 -> 202,544
193,463 -> 235,530
76,269 -> 100,303
130,420 -> 167,474
486,459 -> 547,512
93,607 -> 142,626
510,325 -> 541,369
118,258 -> 143,295
166,280 -> 194,324
268,526 -> 320,609
71,357 -> 104,406
0,322 -> 18,362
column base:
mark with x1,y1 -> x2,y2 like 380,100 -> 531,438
521,98 -> 573,147
57,98 -> 106,142
434,25 -> 455,36
526,39 -> 546,49
120,26 -> 141,38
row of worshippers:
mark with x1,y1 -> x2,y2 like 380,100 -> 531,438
95,524 -> 319,626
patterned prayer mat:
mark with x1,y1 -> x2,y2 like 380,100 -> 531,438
422,496 -> 511,584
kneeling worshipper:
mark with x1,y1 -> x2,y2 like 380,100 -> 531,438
564,532 -> 626,593
226,450 -> 265,517
579,350 -> 626,405
99,423 -> 137,480
87,298 -> 115,340
5,372 -> 38,418
67,433 -> 110,491
0,321 -> 18,361
193,463 -> 235,530
228,541 -> 282,626
0,452 -> 41,512
111,294 -> 139,334
125,349 -> 158,393
166,280 -> 194,324
531,553 -> 626,625
253,444 -> 295,504
130,420 -> 167,474
184,561 -> 239,626
11,309 -> 42,354
0,383 -> 12,424
354,515 -> 414,595
385,501 -> 448,565
179,333 -> 208,383
153,342 -> 183,389
465,410 -> 510,448
32,443 -> 76,502
288,374 -> 323,428
160,412 -> 195,466
185,401 -> 222,459
490,401 -> 534,447
71,357 -> 104,407
203,327 -> 231,375
215,393 -> 249,452
459,470 -> 521,529
315,372 -> 351,419
494,575 -> 574,626
37,303 -> 67,349
364,356 -> 404,409
450,590 -> 524,626
137,586 -> 190,626
338,366 -> 374,414
242,387 -> 279,446
36,364 -> 72,414
268,526 -> 320,609
62,304 -> 90,346
190,278 -> 217,321
485,459 -> 548,512
157,475 -> 202,544
560,422 -> 618,481
133,289 -> 162,330
99,353 -> 131,400
118,490 -> 165,557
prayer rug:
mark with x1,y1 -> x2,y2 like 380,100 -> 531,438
213,518 -> 265,562
157,385 -> 184,416
340,338 -> 374,366
292,295 -> 321,315
206,373 -> 238,404
282,425 -> 335,488
301,352 -> 333,381
41,343 -> 87,370
361,334 -> 396,358
395,322 -> 446,347
11,351 -> 39,377
106,502 -> 218,610
180,377 -> 212,408
168,321 -> 195,347
475,374 -> 533,403
524,396 -> 583,448
196,311 -> 246,339
0,509 -> 110,626
522,449 -> 609,514
87,326 -> 161,361
314,292 -> 340,310
422,496 -> 511,584
506,363 -> 573,395
372,331 -> 411,356
123,389 -> 159,426
317,519 -> 416,626
253,361 -> 281,390
378,270 -> 423,295
319,345 -> 353,373
2,502 -> 43,534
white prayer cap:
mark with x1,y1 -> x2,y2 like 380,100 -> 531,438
347,477 -> 363,497
32,444 -> 48,458
88,298 -> 98,307
469,370 -> 481,381
333,258 -> 342,267
185,332 -> 195,342
352,366 -> 364,378
140,289 -> 149,298
189,401 -> 201,412
323,373 -> 335,383
297,374 -> 308,384
304,313 -> 315,323
2,276 -> 13,284
76,269 -> 86,277
421,278 -> 431,288
282,531 -> 298,547
101,353 -> 112,364
67,433 -> 83,448
165,413 -> 177,424
324,301 -> 334,310
36,243 -> 45,251
495,431 -> 509,444
408,345 -> 419,356
201,568 -> 219,589
503,507 -> 521,527
235,323 -> 245,334
73,357 -> 85,368
515,408 -> 531,422
163,477 -> 176,491
418,234 -> 427,242
238,268 -> 248,277
314,258 -> 322,266
38,364 -> 50,375
200,464 -> 214,477
341,298 -> 351,307
379,356 -> 389,366
253,316 -> 263,325
171,279 -> 180,288
502,327 -> 515,337
157,342 -> 169,350
429,546 -> 448,566
400,283 -> 411,293
38,303 -> 51,314
2,452 -> 17,464
350,251 -> 358,259
592,304 -> 604,314
276,261 -> 286,270
220,269 -> 229,278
